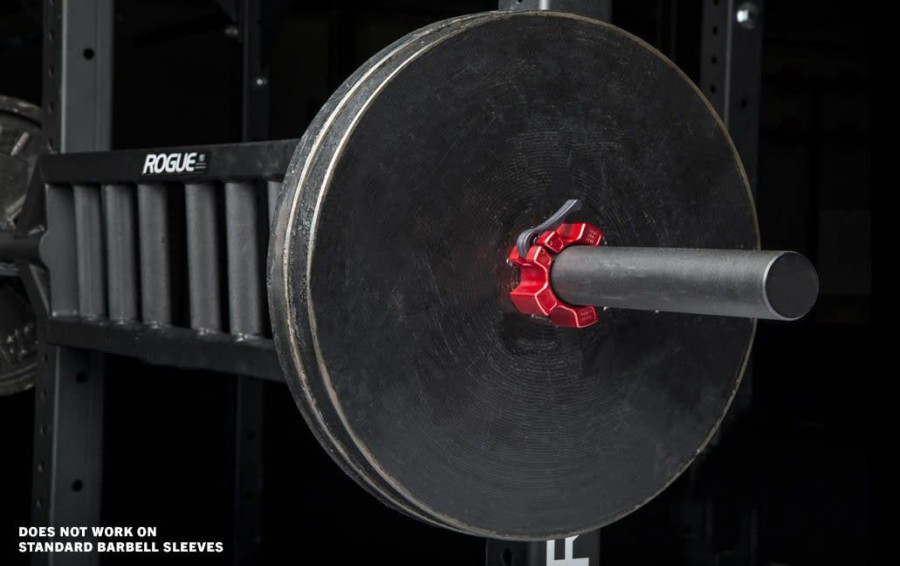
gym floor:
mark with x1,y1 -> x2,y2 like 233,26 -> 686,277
0,1 -> 871,565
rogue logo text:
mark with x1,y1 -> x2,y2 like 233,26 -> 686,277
142,151 -> 209,175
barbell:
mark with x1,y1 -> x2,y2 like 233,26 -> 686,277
1,11 -> 818,541
266,11 -> 817,540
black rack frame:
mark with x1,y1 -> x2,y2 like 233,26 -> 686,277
20,1 -> 764,565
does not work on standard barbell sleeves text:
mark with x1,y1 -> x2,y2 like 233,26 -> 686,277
20,541 -> 224,553
18,526 -> 223,553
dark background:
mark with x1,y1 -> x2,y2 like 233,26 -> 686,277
0,1 -> 871,565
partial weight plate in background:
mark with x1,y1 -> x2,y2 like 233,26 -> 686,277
0,95 -> 45,395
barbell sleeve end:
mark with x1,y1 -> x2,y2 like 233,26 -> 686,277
549,247 -> 819,321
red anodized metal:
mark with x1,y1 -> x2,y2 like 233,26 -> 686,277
508,222 -> 604,328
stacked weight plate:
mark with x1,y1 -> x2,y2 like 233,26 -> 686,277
269,11 -> 758,540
